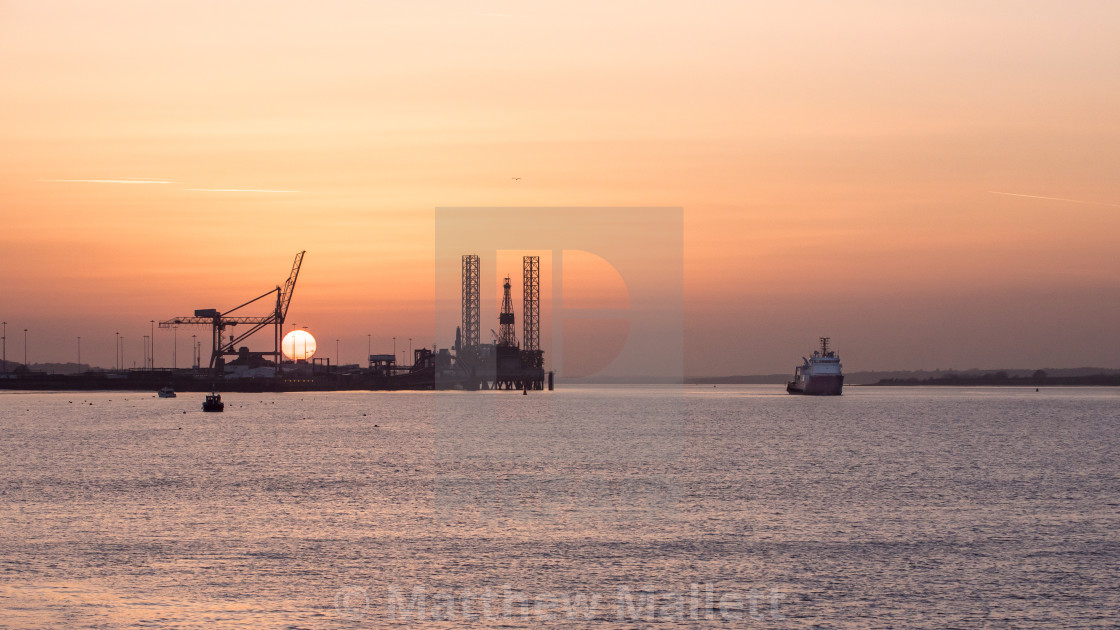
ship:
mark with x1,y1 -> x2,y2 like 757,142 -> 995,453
202,389 -> 224,412
786,337 -> 843,395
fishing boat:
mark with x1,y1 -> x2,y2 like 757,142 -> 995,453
202,390 -> 224,412
157,386 -> 176,398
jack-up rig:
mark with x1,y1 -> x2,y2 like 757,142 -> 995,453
453,254 -> 547,390
160,251 -> 304,377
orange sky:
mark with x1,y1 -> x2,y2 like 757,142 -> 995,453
2,1 -> 1119,375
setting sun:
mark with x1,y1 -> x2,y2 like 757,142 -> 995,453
282,330 -> 317,361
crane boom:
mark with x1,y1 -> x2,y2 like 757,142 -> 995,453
163,316 -> 274,326
279,251 -> 304,322
158,251 -> 307,376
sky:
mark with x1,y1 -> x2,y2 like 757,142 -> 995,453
1,0 -> 1119,377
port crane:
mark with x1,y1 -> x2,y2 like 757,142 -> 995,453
160,251 -> 305,376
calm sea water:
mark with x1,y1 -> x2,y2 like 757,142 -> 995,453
1,385 -> 1118,628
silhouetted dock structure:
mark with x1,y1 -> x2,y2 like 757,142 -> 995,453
0,252 -> 550,392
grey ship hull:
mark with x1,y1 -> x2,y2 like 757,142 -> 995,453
786,374 -> 844,396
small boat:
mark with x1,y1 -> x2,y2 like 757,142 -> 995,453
157,386 -> 177,398
202,390 -> 224,412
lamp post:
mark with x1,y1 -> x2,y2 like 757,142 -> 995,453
173,325 -> 178,370
392,337 -> 396,361
115,332 -> 120,370
367,334 -> 371,367
408,337 -> 412,365
150,320 -> 155,369
143,335 -> 149,371
336,338 -> 340,367
121,337 -> 125,370
77,336 -> 81,373
191,334 -> 197,369
288,322 -> 300,362
2,321 -> 6,373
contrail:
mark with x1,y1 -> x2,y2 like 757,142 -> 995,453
988,190 -> 1120,208
39,179 -> 299,193
184,188 -> 299,193
40,178 -> 172,184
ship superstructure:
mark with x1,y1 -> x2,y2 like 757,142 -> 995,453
787,337 -> 843,395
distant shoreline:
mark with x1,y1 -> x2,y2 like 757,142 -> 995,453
866,374 -> 1120,387
688,368 -> 1120,387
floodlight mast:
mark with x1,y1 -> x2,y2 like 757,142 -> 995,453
159,251 -> 305,377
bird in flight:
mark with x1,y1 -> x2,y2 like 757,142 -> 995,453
511,177 -> 521,180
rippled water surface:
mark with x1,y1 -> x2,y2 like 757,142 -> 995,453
1,386 -> 1118,628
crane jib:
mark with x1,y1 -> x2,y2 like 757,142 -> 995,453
157,251 -> 306,375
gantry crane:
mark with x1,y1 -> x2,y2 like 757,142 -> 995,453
160,251 -> 305,376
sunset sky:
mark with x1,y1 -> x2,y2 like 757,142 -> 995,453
2,1 -> 1118,376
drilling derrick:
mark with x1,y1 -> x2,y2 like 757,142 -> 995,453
492,275 -> 524,390
462,255 -> 480,349
498,276 -> 518,347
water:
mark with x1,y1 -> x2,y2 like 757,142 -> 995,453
1,386 -> 1118,628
